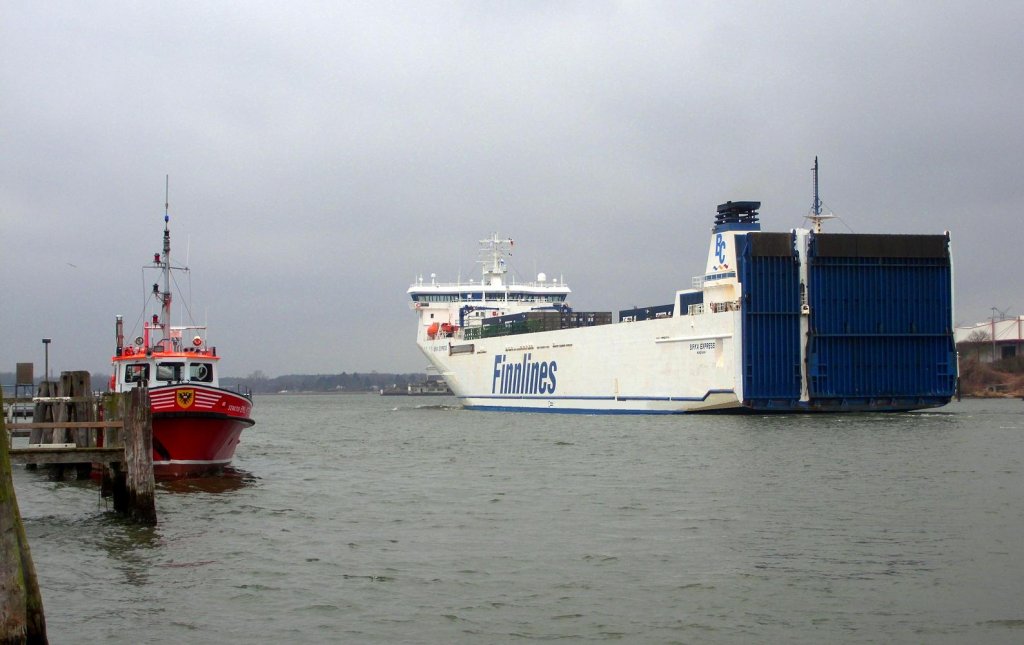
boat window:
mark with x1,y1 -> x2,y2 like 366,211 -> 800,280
416,294 -> 453,302
125,363 -> 150,384
190,363 -> 214,383
156,362 -> 184,382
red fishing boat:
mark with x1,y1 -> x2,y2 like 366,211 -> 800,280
110,187 -> 254,478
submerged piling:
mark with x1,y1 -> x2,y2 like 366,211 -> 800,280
1,390 -> 49,644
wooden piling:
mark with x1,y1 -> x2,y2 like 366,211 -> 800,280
62,372 -> 93,449
27,382 -> 55,447
99,394 -> 123,500
110,388 -> 156,525
65,372 -> 94,480
1,390 -> 49,644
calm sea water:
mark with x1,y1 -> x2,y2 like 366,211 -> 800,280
12,395 -> 1024,644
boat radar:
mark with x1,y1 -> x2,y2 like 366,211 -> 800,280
807,156 -> 835,233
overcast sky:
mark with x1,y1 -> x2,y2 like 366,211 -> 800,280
2,1 -> 1021,378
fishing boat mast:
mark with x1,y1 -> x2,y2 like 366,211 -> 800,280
144,175 -> 174,350
160,175 -> 172,344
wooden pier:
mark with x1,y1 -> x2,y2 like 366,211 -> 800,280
3,377 -> 156,523
2,373 -> 157,642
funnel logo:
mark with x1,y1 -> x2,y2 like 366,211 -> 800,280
176,389 -> 195,409
715,233 -> 727,264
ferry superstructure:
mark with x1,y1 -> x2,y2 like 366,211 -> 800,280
408,164 -> 957,413
110,185 -> 254,476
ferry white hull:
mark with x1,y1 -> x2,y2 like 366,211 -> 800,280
409,193 -> 956,415
416,313 -> 746,414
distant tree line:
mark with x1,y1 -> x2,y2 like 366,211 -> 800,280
2,371 -> 426,396
222,371 -> 427,394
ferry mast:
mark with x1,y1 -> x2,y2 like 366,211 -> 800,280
807,156 -> 834,233
479,233 -> 513,286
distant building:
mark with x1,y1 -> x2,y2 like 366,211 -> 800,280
955,315 -> 1023,362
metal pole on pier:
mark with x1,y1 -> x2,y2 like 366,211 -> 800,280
41,338 -> 50,384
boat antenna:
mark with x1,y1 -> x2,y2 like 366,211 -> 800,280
812,156 -> 822,218
806,156 -> 836,233
161,175 -> 172,343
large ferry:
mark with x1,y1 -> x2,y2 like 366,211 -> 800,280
110,189 -> 254,476
408,162 -> 957,413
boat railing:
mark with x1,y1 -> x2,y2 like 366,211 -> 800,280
708,300 -> 741,313
411,279 -> 569,291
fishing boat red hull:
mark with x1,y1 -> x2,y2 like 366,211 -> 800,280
149,384 -> 255,478
110,186 -> 255,479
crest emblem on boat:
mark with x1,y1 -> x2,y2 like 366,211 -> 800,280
176,389 -> 195,409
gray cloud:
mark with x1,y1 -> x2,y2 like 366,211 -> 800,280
3,1 -> 1020,377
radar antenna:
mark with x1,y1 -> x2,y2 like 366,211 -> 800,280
806,156 -> 836,233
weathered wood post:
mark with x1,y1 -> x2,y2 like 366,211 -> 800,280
26,381 -> 56,471
99,393 -> 123,500
64,372 -> 94,480
29,381 -> 55,444
1,390 -> 49,643
63,371 -> 93,449
111,388 -> 156,525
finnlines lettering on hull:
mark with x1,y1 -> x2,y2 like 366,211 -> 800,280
492,353 -> 557,394
408,160 -> 957,414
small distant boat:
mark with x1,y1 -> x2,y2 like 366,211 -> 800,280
110,185 -> 254,477
380,377 -> 452,396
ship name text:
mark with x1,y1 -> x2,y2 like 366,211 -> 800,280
492,353 -> 557,395
690,340 -> 716,354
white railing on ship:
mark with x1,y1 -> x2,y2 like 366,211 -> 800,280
688,300 -> 740,315
411,280 -> 568,290
709,301 -> 741,313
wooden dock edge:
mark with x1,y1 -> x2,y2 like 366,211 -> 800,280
2,385 -> 159,641
1,389 -> 49,643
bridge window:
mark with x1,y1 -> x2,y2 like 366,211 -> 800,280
190,363 -> 214,382
125,363 -> 149,383
156,362 -> 184,382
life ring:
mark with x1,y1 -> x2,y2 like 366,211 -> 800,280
192,336 -> 202,347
